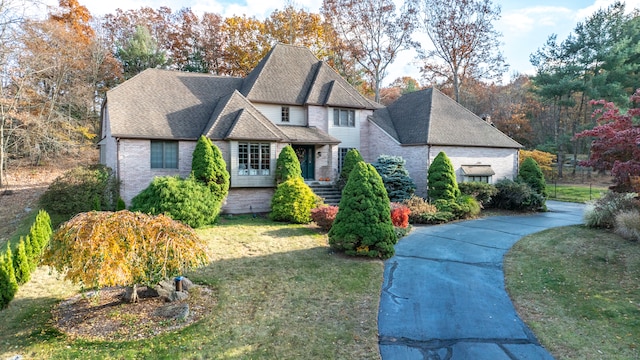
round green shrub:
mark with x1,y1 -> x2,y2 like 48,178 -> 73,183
490,179 -> 545,211
270,177 -> 317,224
337,149 -> 364,189
329,162 -> 397,259
519,157 -> 547,197
458,181 -> 498,206
372,155 -> 416,202
39,165 -> 119,224
130,175 -> 221,228
275,145 -> 302,184
427,152 -> 460,202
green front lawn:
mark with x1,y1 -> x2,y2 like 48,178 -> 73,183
546,184 -> 608,203
505,226 -> 640,359
0,216 -> 383,359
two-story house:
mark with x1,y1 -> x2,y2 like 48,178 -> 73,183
99,44 -> 521,214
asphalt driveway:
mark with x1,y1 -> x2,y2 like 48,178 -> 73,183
378,201 -> 585,360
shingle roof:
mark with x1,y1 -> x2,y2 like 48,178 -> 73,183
242,44 -> 379,109
106,68 -> 242,139
277,126 -> 341,145
203,90 -> 286,141
370,88 -> 522,148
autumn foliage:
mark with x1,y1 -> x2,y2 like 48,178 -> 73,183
574,91 -> 640,191
519,149 -> 556,178
390,203 -> 410,228
310,205 -> 339,231
43,211 -> 209,290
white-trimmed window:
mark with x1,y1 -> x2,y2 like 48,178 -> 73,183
281,106 -> 290,122
338,147 -> 356,173
333,108 -> 355,127
150,141 -> 178,169
465,175 -> 491,183
238,143 -> 270,176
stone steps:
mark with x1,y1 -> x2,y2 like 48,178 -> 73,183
307,182 -> 341,206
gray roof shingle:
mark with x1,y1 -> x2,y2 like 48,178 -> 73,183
106,68 -> 242,139
277,126 -> 341,145
371,88 -> 522,148
242,44 -> 379,109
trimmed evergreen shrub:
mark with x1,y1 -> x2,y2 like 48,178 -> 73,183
29,210 -> 52,258
130,175 -> 221,228
519,157 -> 547,197
402,195 -> 438,224
372,155 -> 416,202
13,237 -> 31,285
337,149 -> 364,189
329,162 -> 397,259
458,182 -> 498,206
0,245 -> 18,309
584,191 -> 639,229
275,145 -> 302,184
116,197 -> 126,211
427,151 -> 460,202
39,165 -> 119,224
614,210 -> 640,241
270,177 -> 317,224
310,205 -> 339,231
191,136 -> 230,201
490,179 -> 545,211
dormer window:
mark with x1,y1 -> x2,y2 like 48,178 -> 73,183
333,109 -> 355,127
281,106 -> 290,122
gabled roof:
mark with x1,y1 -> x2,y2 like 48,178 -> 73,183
203,90 -> 286,141
241,44 -> 379,109
106,68 -> 242,139
370,88 -> 522,148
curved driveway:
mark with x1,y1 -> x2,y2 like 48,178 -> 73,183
378,201 -> 585,360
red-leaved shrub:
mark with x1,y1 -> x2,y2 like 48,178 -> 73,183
310,205 -> 339,231
390,203 -> 410,228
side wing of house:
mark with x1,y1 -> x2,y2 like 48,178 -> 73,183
368,87 -> 522,198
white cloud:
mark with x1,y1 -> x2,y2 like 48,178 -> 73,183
575,0 -> 640,20
500,6 -> 573,36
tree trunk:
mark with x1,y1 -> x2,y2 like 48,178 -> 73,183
125,284 -> 139,303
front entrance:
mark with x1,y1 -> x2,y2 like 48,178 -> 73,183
293,145 -> 315,180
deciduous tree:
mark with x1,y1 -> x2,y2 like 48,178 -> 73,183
574,92 -> 640,191
417,0 -> 507,103
322,0 -> 417,102
43,210 -> 209,303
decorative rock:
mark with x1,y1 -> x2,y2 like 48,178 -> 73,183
169,290 -> 189,302
153,303 -> 189,320
181,277 -> 195,291
155,279 -> 175,300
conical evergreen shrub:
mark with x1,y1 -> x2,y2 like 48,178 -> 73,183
329,162 -> 397,259
519,157 -> 547,197
372,155 -> 416,202
338,149 -> 364,189
0,245 -> 19,308
13,237 -> 31,285
427,151 -> 460,202
275,145 -> 302,184
191,136 -> 230,202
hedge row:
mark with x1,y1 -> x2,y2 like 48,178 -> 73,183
0,210 -> 52,309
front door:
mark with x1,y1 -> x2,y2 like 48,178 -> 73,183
294,145 -> 315,180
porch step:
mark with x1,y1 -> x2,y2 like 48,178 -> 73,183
307,183 -> 342,206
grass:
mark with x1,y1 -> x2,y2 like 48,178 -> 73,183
504,225 -> 640,359
0,215 -> 383,359
546,183 -> 608,203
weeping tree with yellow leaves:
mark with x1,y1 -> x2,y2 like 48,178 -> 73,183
43,210 -> 209,303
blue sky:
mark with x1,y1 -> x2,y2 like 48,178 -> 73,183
63,0 -> 640,85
